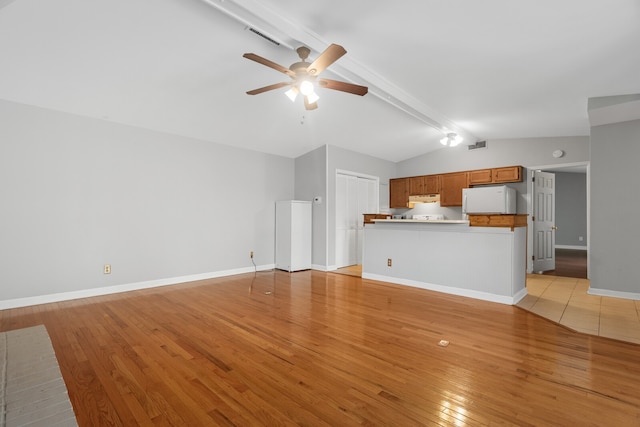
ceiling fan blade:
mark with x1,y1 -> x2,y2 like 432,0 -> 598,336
304,96 -> 318,110
243,53 -> 296,78
306,43 -> 347,76
318,78 -> 368,96
246,82 -> 291,95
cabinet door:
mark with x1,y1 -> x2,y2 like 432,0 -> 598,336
389,178 -> 409,208
493,166 -> 522,183
409,176 -> 425,195
468,169 -> 492,185
424,175 -> 441,193
440,172 -> 468,206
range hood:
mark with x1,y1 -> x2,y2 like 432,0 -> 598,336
408,194 -> 440,207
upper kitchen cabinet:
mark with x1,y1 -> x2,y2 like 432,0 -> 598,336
390,178 -> 410,208
409,176 -> 425,196
440,172 -> 468,206
424,175 -> 441,194
493,166 -> 522,183
468,166 -> 523,185
468,169 -> 493,185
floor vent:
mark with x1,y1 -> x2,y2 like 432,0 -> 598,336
468,141 -> 487,150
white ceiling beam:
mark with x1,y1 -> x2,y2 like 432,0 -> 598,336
200,0 -> 477,143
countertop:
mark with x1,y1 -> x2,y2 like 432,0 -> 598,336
371,219 -> 469,224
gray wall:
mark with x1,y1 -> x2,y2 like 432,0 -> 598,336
398,136 -> 589,176
294,146 -> 327,267
0,100 -> 294,302
590,118 -> 640,295
326,145 -> 397,268
552,172 -> 587,248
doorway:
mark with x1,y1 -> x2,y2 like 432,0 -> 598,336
529,163 -> 589,279
335,171 -> 379,270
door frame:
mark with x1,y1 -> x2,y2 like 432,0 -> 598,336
525,161 -> 590,278
335,169 -> 380,269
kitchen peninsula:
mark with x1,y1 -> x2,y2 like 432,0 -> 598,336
362,218 -> 527,305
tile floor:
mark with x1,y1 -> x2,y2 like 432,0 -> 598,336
518,274 -> 640,344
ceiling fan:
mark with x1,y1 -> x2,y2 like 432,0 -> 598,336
243,43 -> 368,110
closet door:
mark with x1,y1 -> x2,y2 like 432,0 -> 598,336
356,178 -> 378,264
335,174 -> 358,268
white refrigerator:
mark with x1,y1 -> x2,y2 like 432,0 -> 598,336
462,185 -> 516,214
275,200 -> 312,272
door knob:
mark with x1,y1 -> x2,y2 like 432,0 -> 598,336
551,226 -> 558,230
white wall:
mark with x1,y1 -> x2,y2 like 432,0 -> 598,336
0,100 -> 294,305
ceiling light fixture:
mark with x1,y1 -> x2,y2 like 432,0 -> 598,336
285,86 -> 299,102
284,81 -> 319,104
440,132 -> 463,147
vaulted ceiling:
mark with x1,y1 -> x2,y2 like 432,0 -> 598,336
1,0 -> 638,162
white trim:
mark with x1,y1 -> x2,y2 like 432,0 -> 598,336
588,288 -> 640,301
362,273 -> 526,305
555,245 -> 588,250
0,264 -> 275,310
311,264 -> 330,271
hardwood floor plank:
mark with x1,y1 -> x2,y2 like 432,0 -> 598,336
2,270 -> 640,426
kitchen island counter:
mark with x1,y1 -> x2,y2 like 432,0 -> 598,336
362,220 -> 527,304
372,219 -> 469,224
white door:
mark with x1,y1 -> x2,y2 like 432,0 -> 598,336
357,178 -> 378,264
336,174 -> 358,268
336,173 -> 378,268
533,171 -> 556,272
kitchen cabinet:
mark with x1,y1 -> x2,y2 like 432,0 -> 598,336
468,169 -> 493,185
424,175 -> 441,193
409,176 -> 425,195
440,172 -> 468,206
493,166 -> 522,183
468,166 -> 522,185
389,178 -> 410,208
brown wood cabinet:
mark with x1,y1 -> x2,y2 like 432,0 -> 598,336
424,175 -> 441,194
409,176 -> 424,195
440,172 -> 468,207
467,169 -> 493,185
468,166 -> 522,185
389,166 -> 522,209
389,178 -> 410,208
493,166 -> 522,183
363,213 -> 392,224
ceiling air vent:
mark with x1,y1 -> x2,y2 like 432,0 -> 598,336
468,141 -> 487,150
248,27 -> 280,46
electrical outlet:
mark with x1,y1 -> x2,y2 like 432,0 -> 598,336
104,264 -> 111,274
387,258 -> 392,267
579,236 -> 584,242
250,251 -> 254,258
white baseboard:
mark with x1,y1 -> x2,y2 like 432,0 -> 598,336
0,264 -> 276,310
588,288 -> 640,300
555,245 -> 588,250
362,273 -> 524,305
311,264 -> 330,271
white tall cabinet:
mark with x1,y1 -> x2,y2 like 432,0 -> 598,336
275,200 -> 312,272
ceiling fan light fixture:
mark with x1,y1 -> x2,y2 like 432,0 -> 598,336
299,80 -> 315,96
440,132 -> 463,147
285,86 -> 298,102
306,91 -> 319,104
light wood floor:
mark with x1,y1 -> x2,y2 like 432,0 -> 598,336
518,275 -> 640,344
1,271 -> 639,426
